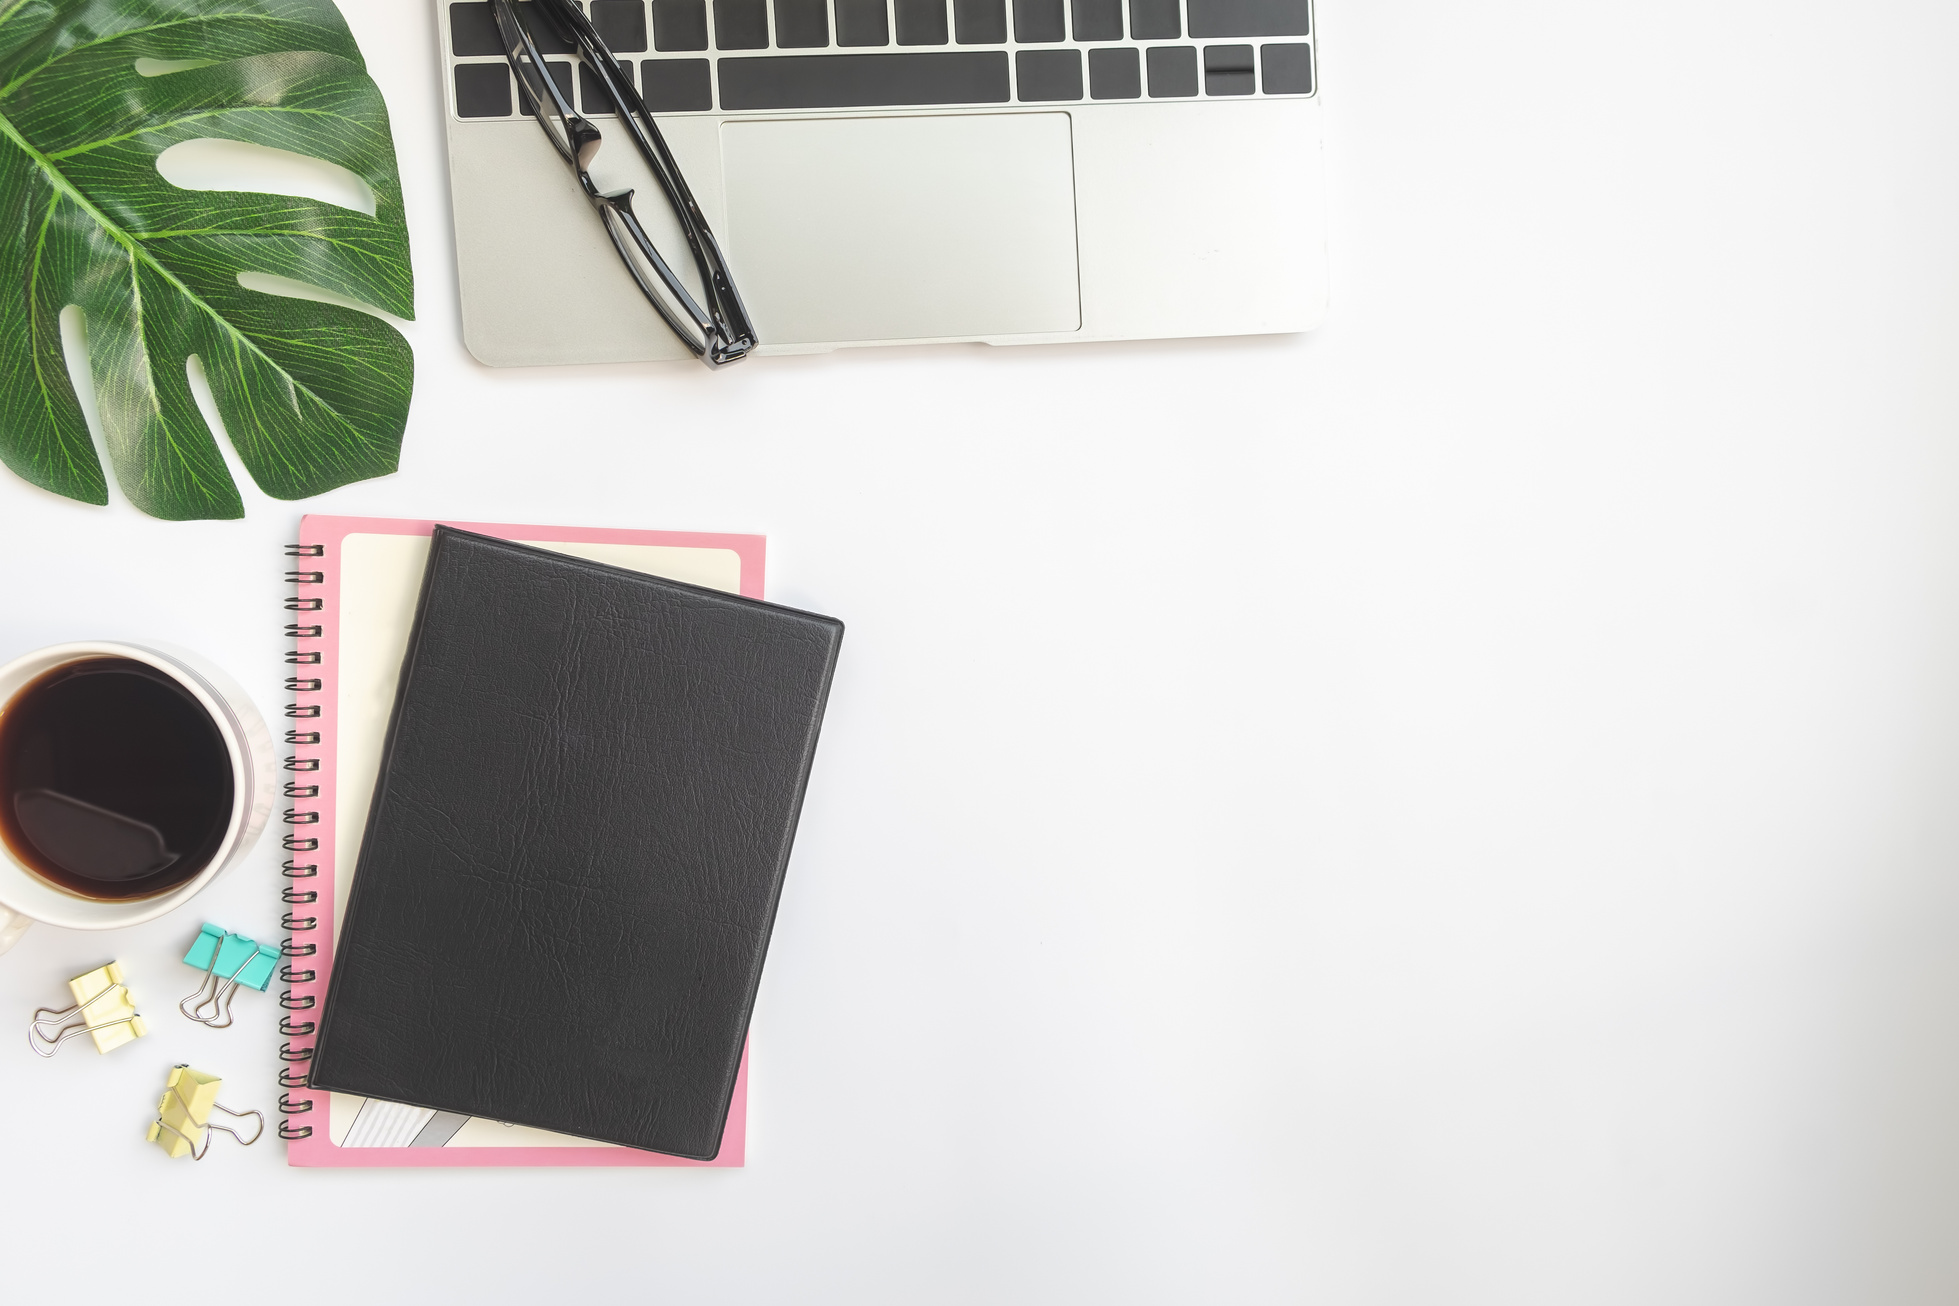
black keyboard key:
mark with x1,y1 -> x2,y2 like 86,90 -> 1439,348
896,0 -> 949,44
1013,0 -> 1063,41
836,0 -> 889,45
953,0 -> 1006,42
591,0 -> 649,49
715,0 -> 768,47
450,3 -> 503,55
579,59 -> 635,112
533,1 -> 582,52
1127,0 -> 1177,39
1187,0 -> 1307,37
1016,48 -> 1080,100
1071,0 -> 1121,40
516,59 -> 575,114
454,63 -> 512,116
1145,44 -> 1195,96
775,0 -> 829,45
452,1 -> 583,55
653,0 -> 709,48
641,57 -> 713,108
513,59 -> 572,114
1260,41 -> 1312,93
1087,46 -> 1138,97
528,1 -> 582,53
1203,43 -> 1252,94
719,50 -> 1008,108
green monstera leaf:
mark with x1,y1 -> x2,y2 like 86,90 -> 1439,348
0,0 -> 413,520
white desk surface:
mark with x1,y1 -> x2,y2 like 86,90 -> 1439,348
7,1 -> 1959,1301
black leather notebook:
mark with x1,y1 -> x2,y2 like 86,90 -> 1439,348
309,526 -> 843,1159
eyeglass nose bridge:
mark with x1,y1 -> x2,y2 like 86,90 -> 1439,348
567,118 -> 603,173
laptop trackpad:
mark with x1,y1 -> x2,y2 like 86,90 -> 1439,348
721,114 -> 1080,346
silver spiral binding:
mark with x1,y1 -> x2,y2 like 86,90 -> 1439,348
280,543 -> 324,1141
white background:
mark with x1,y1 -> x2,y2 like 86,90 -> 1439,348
4,0 -> 1958,1301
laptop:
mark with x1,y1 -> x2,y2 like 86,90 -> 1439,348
435,0 -> 1324,364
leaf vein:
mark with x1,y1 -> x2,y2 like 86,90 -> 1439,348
46,104 -> 382,159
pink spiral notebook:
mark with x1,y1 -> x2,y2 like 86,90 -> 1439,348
281,515 -> 762,1167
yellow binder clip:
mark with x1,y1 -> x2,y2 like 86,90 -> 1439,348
146,1066 -> 264,1160
27,961 -> 147,1057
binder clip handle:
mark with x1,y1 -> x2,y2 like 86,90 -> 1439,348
27,984 -> 139,1058
148,1107 -> 263,1161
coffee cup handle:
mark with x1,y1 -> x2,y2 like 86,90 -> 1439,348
0,904 -> 30,956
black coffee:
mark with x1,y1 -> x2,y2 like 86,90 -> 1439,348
0,657 -> 233,901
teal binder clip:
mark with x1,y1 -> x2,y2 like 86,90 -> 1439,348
178,925 -> 278,1028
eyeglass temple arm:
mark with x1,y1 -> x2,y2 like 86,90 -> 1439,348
600,196 -> 717,355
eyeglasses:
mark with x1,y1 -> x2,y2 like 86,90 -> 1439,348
490,0 -> 757,367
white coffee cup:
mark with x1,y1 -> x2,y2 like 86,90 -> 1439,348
0,641 -> 274,956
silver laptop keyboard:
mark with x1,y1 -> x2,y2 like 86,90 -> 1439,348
445,0 -> 1314,117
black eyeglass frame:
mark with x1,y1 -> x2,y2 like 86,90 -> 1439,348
490,0 -> 757,367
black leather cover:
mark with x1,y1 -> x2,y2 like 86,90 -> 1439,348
309,527 -> 843,1159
